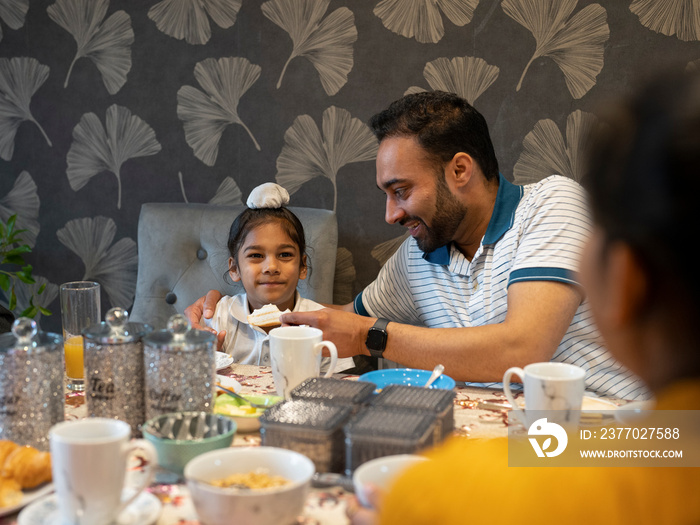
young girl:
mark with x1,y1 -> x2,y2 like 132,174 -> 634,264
204,183 -> 354,372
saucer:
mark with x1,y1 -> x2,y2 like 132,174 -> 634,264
0,483 -> 54,518
215,351 -> 234,371
614,399 -> 656,424
18,490 -> 161,525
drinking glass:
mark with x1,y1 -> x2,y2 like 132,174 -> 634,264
60,281 -> 100,392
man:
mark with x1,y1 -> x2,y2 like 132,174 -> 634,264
187,91 -> 646,400
346,68 -> 700,525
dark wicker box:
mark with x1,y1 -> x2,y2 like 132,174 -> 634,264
259,399 -> 352,473
343,406 -> 436,475
371,384 -> 455,443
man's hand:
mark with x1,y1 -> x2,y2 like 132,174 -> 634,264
184,290 -> 226,351
279,308 -> 374,359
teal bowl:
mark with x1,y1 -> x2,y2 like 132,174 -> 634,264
142,411 -> 237,475
358,368 -> 456,393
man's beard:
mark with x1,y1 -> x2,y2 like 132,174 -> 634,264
407,176 -> 467,254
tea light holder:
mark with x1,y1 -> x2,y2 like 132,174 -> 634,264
0,318 -> 64,450
83,307 -> 153,436
143,315 -> 216,421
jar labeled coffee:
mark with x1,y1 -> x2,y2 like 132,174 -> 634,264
142,315 -> 216,421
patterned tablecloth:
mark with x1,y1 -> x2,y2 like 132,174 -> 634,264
1,364 -> 621,524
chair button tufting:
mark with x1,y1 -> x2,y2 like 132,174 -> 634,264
197,248 -> 207,260
165,292 -> 177,305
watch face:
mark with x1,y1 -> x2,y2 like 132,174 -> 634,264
367,327 -> 387,351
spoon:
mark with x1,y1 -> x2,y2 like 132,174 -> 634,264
424,364 -> 445,388
216,384 -> 272,409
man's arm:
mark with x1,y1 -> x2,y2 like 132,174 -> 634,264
183,292 -> 354,350
319,302 -> 355,312
281,280 -> 583,382
184,290 -> 226,350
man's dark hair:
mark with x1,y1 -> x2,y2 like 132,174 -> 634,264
368,91 -> 499,181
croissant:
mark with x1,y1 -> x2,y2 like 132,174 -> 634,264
2,446 -> 52,489
0,477 -> 22,508
0,441 -> 19,467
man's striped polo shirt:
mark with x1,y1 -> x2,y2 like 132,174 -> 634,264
355,174 -> 648,400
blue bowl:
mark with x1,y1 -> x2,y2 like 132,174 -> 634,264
358,368 -> 456,392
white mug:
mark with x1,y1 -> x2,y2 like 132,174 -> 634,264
49,418 -> 157,525
269,326 -> 338,398
503,362 -> 586,427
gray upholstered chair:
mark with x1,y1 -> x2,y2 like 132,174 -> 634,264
130,203 -> 337,329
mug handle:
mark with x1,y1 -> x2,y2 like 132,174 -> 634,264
503,367 -> 525,415
116,439 -> 157,514
317,341 -> 338,377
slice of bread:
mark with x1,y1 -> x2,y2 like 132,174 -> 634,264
247,304 -> 291,328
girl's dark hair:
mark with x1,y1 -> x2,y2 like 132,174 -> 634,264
368,91 -> 499,181
584,68 -> 700,320
227,207 -> 308,270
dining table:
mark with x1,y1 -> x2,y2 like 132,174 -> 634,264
0,364 -> 626,525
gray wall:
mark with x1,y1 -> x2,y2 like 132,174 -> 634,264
1,0 -> 699,333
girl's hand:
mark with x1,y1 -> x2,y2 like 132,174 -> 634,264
184,290 -> 226,351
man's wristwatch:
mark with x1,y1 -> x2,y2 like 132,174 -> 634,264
365,318 -> 389,358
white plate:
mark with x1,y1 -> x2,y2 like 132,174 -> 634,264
614,399 -> 655,424
215,351 -> 234,371
216,374 -> 242,393
0,483 -> 54,518
18,490 -> 161,525
514,396 -> 618,412
581,396 -> 619,412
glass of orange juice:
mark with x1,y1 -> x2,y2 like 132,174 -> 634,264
60,281 -> 100,391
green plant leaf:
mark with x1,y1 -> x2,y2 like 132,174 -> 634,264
1,212 -> 45,316
6,214 -> 17,233
39,306 -> 52,316
6,228 -> 29,243
37,282 -> 46,294
17,264 -> 35,283
17,272 -> 35,285
5,245 -> 31,256
3,255 -> 24,265
19,305 -> 37,318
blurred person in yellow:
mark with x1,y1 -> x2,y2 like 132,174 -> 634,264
347,68 -> 700,525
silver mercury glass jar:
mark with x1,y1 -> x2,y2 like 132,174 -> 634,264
83,307 -> 153,436
143,314 -> 216,421
0,318 -> 64,451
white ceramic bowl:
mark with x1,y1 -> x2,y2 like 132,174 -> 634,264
184,446 -> 315,525
352,454 -> 427,508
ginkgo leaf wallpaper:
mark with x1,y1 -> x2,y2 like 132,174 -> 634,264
1,0 -> 699,333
